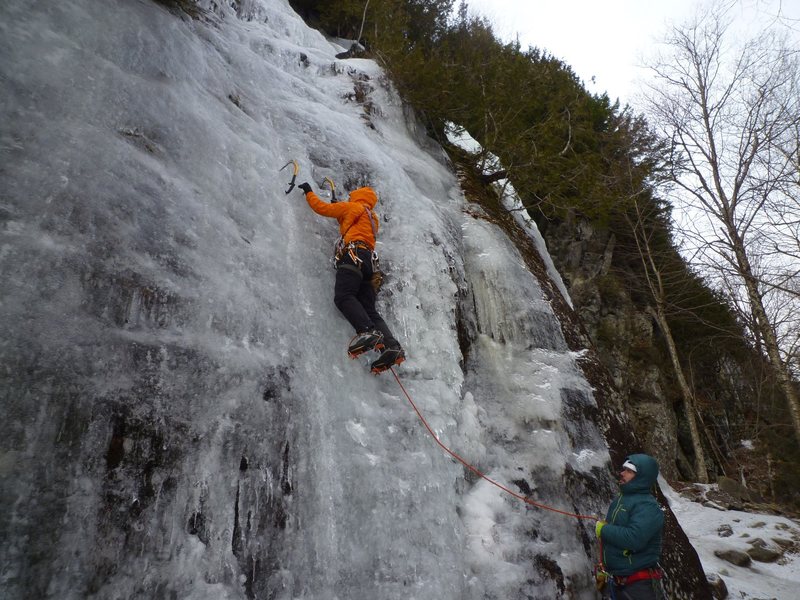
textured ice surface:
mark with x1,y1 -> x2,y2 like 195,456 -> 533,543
1,1 -> 610,598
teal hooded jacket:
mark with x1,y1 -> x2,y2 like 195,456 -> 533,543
600,454 -> 664,575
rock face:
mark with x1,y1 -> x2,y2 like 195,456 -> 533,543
746,544 -> 783,563
718,477 -> 752,501
535,210 -> 794,494
679,479 -> 791,514
706,573 -> 729,599
714,549 -> 752,567
717,524 -> 734,537
536,213 -> 687,480
745,537 -> 786,563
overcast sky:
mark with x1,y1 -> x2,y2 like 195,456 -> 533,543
461,0 -> 800,106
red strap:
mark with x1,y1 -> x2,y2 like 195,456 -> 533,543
616,568 -> 662,585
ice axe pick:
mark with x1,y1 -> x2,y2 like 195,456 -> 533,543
279,159 -> 299,194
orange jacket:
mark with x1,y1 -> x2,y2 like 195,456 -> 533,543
304,186 -> 380,249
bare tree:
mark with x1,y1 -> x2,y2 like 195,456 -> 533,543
624,199 -> 710,481
643,1 -> 800,442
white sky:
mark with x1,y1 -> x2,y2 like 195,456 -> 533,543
462,0 -> 800,106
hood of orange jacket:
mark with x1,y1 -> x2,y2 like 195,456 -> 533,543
303,186 -> 380,249
348,187 -> 377,209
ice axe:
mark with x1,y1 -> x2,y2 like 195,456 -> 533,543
323,176 -> 338,203
279,159 -> 299,194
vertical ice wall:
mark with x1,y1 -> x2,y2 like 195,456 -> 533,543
455,213 -> 612,599
1,1 -> 613,598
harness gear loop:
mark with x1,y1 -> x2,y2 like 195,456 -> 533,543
323,177 -> 338,203
369,250 -> 383,292
279,159 -> 299,194
335,240 -> 371,267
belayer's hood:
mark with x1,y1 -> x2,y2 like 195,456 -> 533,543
620,453 -> 659,494
349,187 -> 378,209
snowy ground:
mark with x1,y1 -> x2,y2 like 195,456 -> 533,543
662,481 -> 800,600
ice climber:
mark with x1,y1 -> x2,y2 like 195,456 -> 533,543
595,454 -> 666,600
297,181 -> 405,373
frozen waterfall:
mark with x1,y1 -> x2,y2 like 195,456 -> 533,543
2,1 -> 628,598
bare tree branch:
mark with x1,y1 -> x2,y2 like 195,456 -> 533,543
644,0 -> 800,440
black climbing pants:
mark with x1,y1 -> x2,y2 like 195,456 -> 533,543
333,246 -> 398,348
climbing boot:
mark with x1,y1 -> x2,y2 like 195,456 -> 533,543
370,346 -> 405,374
347,330 -> 384,359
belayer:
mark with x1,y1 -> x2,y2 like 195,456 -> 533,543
594,454 -> 666,600
297,180 -> 405,373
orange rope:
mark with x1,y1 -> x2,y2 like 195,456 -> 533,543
389,367 -> 598,522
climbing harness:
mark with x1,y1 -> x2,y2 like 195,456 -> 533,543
334,240 -> 383,292
335,239 -> 371,266
611,567 -> 663,587
600,567 -> 664,599
279,159 -> 299,194
332,205 -> 383,292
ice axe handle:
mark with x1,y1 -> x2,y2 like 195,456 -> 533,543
323,177 -> 338,203
279,160 -> 299,194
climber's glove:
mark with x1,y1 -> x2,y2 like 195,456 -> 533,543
298,182 -> 312,194
595,520 -> 606,538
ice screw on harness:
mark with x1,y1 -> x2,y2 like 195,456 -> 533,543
323,176 -> 338,203
279,159 -> 299,194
